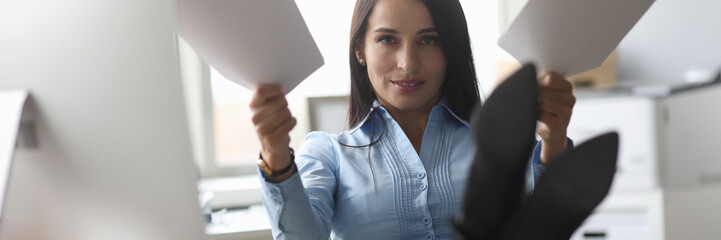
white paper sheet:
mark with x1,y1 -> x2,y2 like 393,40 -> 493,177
498,0 -> 655,76
0,89 -> 29,218
174,0 -> 324,93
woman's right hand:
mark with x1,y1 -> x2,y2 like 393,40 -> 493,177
249,84 -> 297,180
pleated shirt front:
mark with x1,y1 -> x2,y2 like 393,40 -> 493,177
259,101 -> 543,240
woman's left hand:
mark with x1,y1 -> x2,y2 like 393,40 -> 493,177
537,72 -> 576,164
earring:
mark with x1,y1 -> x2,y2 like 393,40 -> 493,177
359,58 -> 366,66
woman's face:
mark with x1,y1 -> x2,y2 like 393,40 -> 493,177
359,0 -> 446,112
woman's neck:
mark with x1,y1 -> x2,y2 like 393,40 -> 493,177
379,96 -> 441,154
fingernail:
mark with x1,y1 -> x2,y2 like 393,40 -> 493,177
538,73 -> 547,81
543,75 -> 552,83
281,87 -> 286,93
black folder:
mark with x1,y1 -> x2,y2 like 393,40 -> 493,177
453,63 -> 619,240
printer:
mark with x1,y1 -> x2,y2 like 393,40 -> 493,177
567,75 -> 721,240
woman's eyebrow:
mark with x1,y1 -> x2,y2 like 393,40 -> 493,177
373,27 -> 399,33
372,27 -> 437,35
416,27 -> 437,35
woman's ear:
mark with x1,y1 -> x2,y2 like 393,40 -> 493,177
354,40 -> 365,66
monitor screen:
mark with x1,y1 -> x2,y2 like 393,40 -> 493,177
0,0 -> 206,239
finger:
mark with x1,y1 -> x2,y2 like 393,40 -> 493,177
249,84 -> 285,108
536,117 -> 566,141
538,112 -> 564,127
255,108 -> 293,136
538,96 -> 573,117
538,72 -> 573,91
251,95 -> 289,125
266,117 -> 297,144
537,113 -> 571,136
538,90 -> 576,108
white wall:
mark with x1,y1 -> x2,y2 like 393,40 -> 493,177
617,0 -> 721,82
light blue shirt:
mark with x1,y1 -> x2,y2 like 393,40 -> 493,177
259,101 -> 546,240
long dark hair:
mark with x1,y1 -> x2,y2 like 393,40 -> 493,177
347,0 -> 481,128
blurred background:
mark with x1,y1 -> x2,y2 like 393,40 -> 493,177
2,0 -> 721,239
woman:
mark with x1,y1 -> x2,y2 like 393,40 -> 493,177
250,0 -> 575,239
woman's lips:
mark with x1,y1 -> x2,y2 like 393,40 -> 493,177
390,79 -> 425,93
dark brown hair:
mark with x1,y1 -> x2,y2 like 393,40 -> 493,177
347,0 -> 481,128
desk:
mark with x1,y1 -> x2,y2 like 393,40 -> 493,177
206,205 -> 272,240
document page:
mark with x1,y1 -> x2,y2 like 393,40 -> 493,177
499,0 -> 655,76
0,89 -> 29,218
174,0 -> 324,93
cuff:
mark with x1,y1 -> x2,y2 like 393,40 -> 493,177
259,170 -> 306,205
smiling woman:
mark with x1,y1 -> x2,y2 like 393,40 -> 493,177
350,0 -> 476,154
246,0 -> 576,239
359,8 -> 447,112
197,0 -> 500,178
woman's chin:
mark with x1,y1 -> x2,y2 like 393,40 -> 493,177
385,97 -> 436,112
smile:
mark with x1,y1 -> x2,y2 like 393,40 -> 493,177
390,79 -> 425,93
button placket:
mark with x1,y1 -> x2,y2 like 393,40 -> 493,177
425,233 -> 434,240
417,171 -> 428,191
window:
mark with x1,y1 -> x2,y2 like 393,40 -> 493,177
179,0 -> 507,181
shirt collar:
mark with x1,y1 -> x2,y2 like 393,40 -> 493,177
437,99 -> 470,127
349,99 -> 470,133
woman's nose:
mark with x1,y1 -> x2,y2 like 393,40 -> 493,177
397,44 -> 419,74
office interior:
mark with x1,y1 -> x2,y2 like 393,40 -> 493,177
1,0 -> 720,239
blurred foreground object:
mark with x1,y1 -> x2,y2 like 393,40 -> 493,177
454,64 -> 619,240
0,0 -> 205,239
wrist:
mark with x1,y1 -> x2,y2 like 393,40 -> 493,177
261,147 -> 291,170
258,148 -> 296,182
540,137 -> 568,164
541,136 -> 567,147
265,167 -> 297,183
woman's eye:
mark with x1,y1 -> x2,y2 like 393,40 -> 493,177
377,36 -> 396,44
421,37 -> 438,45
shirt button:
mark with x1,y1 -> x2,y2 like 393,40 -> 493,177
423,217 -> 431,225
417,172 -> 426,179
426,233 -> 433,240
419,184 -> 427,191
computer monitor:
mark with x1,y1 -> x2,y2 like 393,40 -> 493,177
0,0 -> 206,239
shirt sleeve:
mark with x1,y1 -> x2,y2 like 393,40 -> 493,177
258,132 -> 338,240
525,138 -> 575,194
